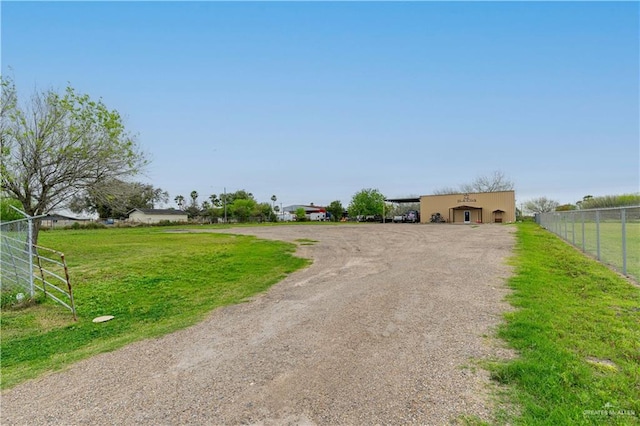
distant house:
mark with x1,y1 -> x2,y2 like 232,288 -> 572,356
40,214 -> 91,229
282,204 -> 329,221
127,208 -> 188,224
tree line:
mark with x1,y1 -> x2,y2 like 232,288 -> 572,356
3,78 -> 636,244
523,194 -> 640,214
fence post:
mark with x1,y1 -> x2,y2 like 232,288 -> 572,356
621,208 -> 627,276
596,210 -> 601,261
571,212 -> 575,245
27,217 -> 35,297
581,211 -> 585,252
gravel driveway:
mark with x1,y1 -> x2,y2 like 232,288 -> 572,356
2,224 -> 515,425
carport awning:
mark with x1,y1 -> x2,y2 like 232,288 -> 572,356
385,197 -> 420,203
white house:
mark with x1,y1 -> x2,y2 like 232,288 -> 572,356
282,204 -> 329,221
127,208 -> 188,224
40,214 -> 92,229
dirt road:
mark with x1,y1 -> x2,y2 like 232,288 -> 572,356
2,224 -> 515,425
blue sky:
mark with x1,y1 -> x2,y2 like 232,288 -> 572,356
2,1 -> 638,209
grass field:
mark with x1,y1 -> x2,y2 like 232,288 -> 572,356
1,222 -> 639,426
489,222 -> 640,425
0,225 -> 309,389
543,219 -> 640,282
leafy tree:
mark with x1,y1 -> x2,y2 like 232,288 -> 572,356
556,204 -> 577,211
0,197 -> 23,221
202,203 -> 222,223
326,200 -> 344,222
348,188 -> 385,218
295,207 -> 307,221
579,193 -> 640,209
230,198 -> 257,222
434,171 -> 514,194
68,179 -> 168,219
257,202 -> 276,222
209,194 -> 220,207
221,189 -> 254,206
524,197 -> 559,214
1,77 -> 147,243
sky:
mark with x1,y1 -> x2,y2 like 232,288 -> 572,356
2,1 -> 639,210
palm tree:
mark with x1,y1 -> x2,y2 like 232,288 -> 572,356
174,195 -> 185,210
190,191 -> 199,207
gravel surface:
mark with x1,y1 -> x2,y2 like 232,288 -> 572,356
2,224 -> 516,425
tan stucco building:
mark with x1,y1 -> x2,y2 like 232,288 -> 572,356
420,190 -> 515,224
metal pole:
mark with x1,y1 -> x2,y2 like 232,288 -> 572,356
581,212 -> 585,252
621,208 -> 627,275
571,212 -> 575,245
224,187 -> 227,223
596,210 -> 601,261
27,218 -> 34,297
383,202 -> 385,224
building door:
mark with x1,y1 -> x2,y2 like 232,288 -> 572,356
464,210 -> 470,223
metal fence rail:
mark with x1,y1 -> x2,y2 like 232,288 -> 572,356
1,218 -> 34,296
537,206 -> 640,281
1,213 -> 77,319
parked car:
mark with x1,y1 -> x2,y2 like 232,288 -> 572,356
405,210 -> 420,223
393,210 -> 420,223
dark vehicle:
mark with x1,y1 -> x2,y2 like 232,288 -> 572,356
356,215 -> 383,222
405,210 -> 420,223
394,210 -> 420,223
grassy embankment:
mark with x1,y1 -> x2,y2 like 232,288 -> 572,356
489,222 -> 639,425
0,226 -> 310,389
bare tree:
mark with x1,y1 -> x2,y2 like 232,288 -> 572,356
433,171 -> 514,194
68,179 -> 168,219
1,77 -> 148,242
461,171 -> 514,193
431,186 -> 461,195
524,197 -> 559,214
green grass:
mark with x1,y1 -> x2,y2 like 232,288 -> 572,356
0,226 -> 310,389
548,221 -> 640,281
489,222 -> 640,425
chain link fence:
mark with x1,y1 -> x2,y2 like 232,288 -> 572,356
1,213 -> 77,319
1,217 -> 35,297
537,206 -> 640,281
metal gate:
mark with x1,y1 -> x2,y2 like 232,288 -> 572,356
1,210 -> 76,319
